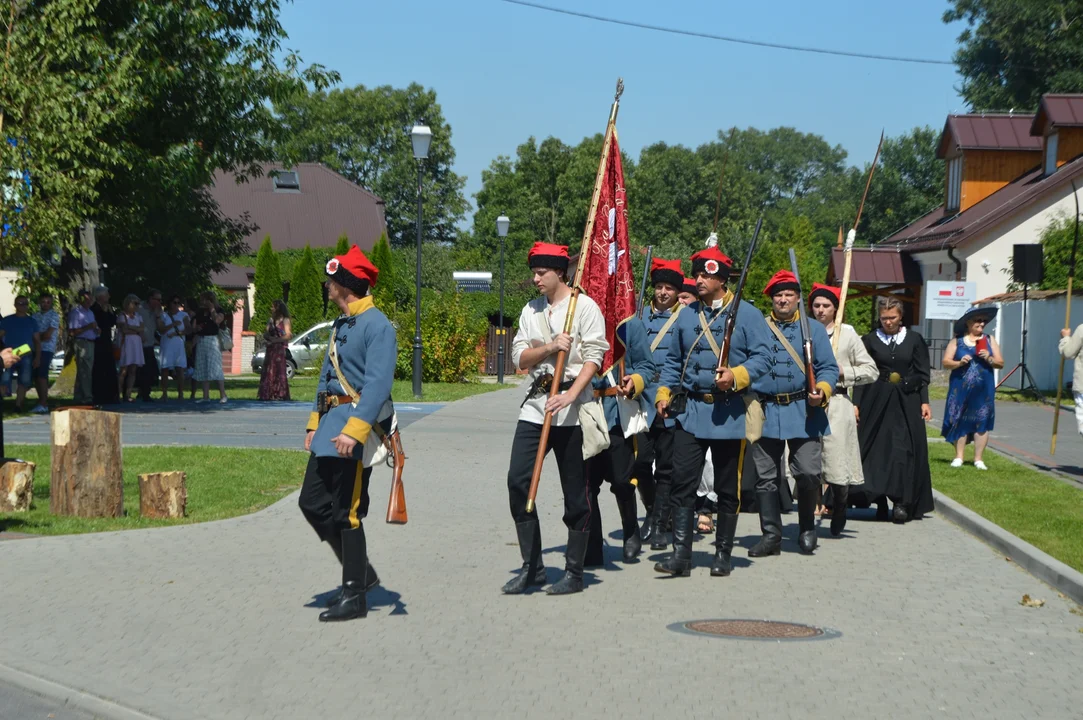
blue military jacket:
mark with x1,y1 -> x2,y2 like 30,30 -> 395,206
591,317 -> 656,431
751,311 -> 839,440
305,296 -> 397,459
657,294 -> 773,440
640,302 -> 684,427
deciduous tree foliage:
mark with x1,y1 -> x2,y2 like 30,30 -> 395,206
945,0 -> 1083,111
275,83 -> 468,246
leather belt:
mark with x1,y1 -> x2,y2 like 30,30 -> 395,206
593,387 -> 624,398
689,390 -> 721,404
834,386 -> 848,399
764,390 -> 808,405
326,394 -> 353,407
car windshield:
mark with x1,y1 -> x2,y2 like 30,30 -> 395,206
299,325 -> 331,345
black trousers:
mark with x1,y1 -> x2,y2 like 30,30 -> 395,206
507,420 -> 591,531
299,454 -> 373,542
588,428 -> 636,495
670,423 -> 743,515
137,346 -> 159,400
632,415 -> 674,508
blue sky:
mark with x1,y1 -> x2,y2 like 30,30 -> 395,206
279,0 -> 966,221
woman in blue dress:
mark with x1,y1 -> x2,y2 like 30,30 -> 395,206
941,307 -> 1003,470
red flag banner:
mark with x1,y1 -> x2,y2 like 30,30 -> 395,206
576,131 -> 635,375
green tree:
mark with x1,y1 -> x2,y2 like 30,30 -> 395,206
944,0 -> 1083,111
335,233 -> 350,256
859,127 -> 944,243
745,215 -> 829,317
251,236 -> 281,331
290,245 -> 324,334
275,83 -> 468,246
0,0 -> 335,297
368,232 -> 396,310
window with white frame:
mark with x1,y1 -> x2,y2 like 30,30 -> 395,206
946,155 -> 963,211
1045,131 -> 1059,175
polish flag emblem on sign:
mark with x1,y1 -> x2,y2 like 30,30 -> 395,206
938,288 -> 952,296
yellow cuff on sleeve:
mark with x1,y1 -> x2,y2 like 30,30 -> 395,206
341,418 -> 372,444
655,386 -> 672,405
730,365 -> 750,392
306,412 -> 320,432
630,373 -> 645,399
816,381 -> 833,407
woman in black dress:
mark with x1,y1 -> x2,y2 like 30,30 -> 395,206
91,286 -> 119,406
852,296 -> 934,523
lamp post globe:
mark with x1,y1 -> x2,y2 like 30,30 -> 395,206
410,124 -> 431,399
496,215 -> 510,383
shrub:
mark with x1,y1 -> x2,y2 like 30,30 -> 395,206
334,233 -> 350,256
369,232 -> 396,311
392,291 -> 486,383
290,244 -> 324,335
251,235 -> 281,331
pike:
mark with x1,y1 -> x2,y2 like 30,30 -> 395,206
1051,180 -> 1081,455
715,216 -> 764,377
834,130 -> 884,356
525,78 -> 624,514
637,245 -> 654,313
789,248 -> 817,394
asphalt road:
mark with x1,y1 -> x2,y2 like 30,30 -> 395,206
0,681 -> 99,720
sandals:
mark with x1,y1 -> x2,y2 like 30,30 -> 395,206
697,513 -> 714,533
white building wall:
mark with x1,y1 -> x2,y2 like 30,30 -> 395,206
0,269 -> 18,315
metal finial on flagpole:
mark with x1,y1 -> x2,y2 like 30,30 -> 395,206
615,78 -> 624,102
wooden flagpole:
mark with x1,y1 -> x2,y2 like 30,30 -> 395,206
525,78 -> 623,514
833,130 -> 884,356
1051,180 -> 1081,455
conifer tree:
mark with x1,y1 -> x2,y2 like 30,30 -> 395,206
251,235 -> 281,331
290,244 -> 324,333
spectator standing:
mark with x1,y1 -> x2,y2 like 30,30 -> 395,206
116,294 -> 145,403
0,296 -> 38,411
1,346 -> 18,457
257,299 -> 292,401
91,286 -> 119,406
942,307 -> 1003,470
1058,320 -> 1083,437
67,290 -> 99,404
158,295 -> 188,401
30,291 -> 61,414
192,291 -> 227,403
137,289 -> 163,402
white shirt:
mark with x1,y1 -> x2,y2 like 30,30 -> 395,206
138,306 -> 159,347
32,310 -> 61,353
876,326 -> 907,346
162,311 -> 188,340
512,292 -> 609,426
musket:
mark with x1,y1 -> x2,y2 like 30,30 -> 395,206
715,216 -> 763,376
789,248 -> 817,394
1052,180 -> 1081,455
525,78 -> 623,514
834,130 -> 884,356
384,429 -> 407,524
637,245 -> 654,314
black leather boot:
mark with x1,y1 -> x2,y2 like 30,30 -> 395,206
830,485 -> 849,537
502,520 -> 547,594
319,526 -> 368,622
584,491 -> 605,568
649,482 -> 672,551
637,473 -> 656,542
748,491 -> 782,557
546,530 -> 589,595
797,480 -> 818,555
710,513 -> 740,577
616,490 -> 641,563
325,534 -> 380,607
654,507 -> 694,576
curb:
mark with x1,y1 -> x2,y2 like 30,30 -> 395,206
0,662 -> 162,720
932,489 -> 1083,606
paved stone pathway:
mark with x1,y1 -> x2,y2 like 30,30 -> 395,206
1,389 -> 1081,719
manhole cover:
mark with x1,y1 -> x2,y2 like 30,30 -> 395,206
671,619 -> 839,641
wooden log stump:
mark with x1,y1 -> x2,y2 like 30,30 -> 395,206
138,472 -> 187,519
50,409 -> 123,517
0,460 -> 35,512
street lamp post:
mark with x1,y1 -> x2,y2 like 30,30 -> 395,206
410,124 -> 432,400
495,215 -> 510,384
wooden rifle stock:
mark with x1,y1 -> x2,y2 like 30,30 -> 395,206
715,217 -> 763,377
385,429 -> 408,524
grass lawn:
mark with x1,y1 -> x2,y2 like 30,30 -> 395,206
926,384 -> 1071,406
0,444 -> 309,536
926,428 -> 1083,573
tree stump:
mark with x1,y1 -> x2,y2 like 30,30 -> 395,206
0,461 -> 35,512
138,472 -> 187,519
50,409 -> 123,517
